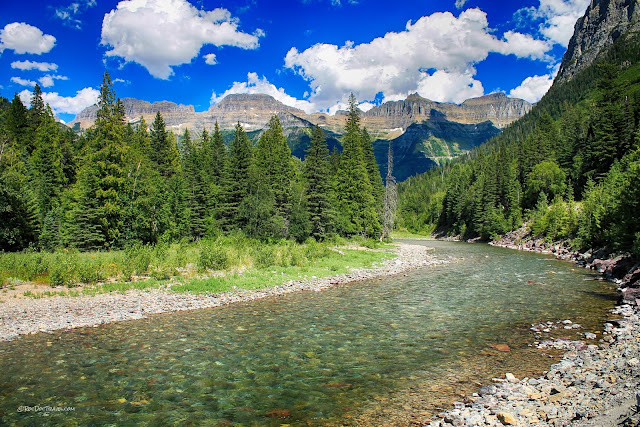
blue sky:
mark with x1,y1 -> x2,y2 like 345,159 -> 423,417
1,0 -> 590,123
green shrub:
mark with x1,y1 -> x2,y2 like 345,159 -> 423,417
199,241 -> 229,271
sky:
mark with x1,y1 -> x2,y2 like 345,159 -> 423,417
0,0 -> 590,123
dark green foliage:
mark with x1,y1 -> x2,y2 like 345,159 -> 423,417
0,76 -> 386,251
333,94 -> 382,239
304,125 -> 334,240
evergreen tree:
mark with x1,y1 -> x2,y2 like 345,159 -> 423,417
304,125 -> 334,240
149,111 -> 179,178
254,115 -> 295,234
360,127 -> 385,217
221,122 -> 253,230
334,94 -> 381,238
65,71 -> 127,249
181,128 -> 207,239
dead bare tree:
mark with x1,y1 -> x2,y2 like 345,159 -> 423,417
382,139 -> 397,240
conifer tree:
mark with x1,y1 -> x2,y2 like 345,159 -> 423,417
65,71 -> 127,249
255,115 -> 295,232
334,94 -> 381,238
304,125 -> 333,240
360,127 -> 384,218
222,122 -> 253,230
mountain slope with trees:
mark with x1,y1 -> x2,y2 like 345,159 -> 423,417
397,27 -> 640,256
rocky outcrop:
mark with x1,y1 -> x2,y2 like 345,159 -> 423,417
69,97 -> 196,130
361,92 -> 530,132
556,0 -> 640,83
68,92 -> 530,137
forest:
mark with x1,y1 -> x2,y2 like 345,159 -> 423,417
397,32 -> 640,257
0,74 -> 388,253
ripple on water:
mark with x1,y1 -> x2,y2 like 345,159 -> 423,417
0,240 -> 617,426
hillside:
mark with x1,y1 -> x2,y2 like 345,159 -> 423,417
397,0 -> 640,257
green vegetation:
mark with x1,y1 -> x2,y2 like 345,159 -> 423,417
0,235 -> 392,296
1,72 -> 387,254
397,31 -> 640,255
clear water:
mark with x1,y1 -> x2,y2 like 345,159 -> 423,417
0,240 -> 617,426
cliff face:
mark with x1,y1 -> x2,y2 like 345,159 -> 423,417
68,92 -> 530,138
69,98 -> 196,130
556,0 -> 640,83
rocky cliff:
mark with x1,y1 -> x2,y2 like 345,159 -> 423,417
70,98 -> 195,130
68,92 -> 530,139
556,0 -> 640,83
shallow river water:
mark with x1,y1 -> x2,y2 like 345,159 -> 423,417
0,240 -> 618,426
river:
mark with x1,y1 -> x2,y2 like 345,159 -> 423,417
0,240 -> 617,426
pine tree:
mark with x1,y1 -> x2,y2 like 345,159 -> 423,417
221,122 -> 253,230
254,115 -> 295,234
5,94 -> 28,151
334,94 -> 381,238
149,111 -> 179,178
65,71 -> 127,249
382,139 -> 397,240
181,128 -> 207,239
304,125 -> 334,240
360,127 -> 384,220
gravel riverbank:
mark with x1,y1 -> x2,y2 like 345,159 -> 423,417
426,304 -> 640,426
0,242 -> 444,342
425,231 -> 640,426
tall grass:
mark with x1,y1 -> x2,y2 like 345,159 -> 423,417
0,235 -> 393,295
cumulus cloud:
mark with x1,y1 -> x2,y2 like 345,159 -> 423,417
11,60 -> 58,72
415,70 -> 484,103
11,76 -> 37,87
38,74 -> 69,88
517,0 -> 590,47
54,0 -> 97,29
0,22 -> 56,54
204,53 -> 217,65
19,87 -> 99,115
509,74 -> 554,102
101,0 -> 264,79
284,8 -> 552,109
211,72 -> 317,113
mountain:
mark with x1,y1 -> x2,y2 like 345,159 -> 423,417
68,92 -> 530,138
67,92 -> 530,180
373,111 -> 502,182
395,0 -> 640,251
556,0 -> 640,83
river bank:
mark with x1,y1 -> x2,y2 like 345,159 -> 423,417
424,231 -> 640,426
0,242 -> 444,342
425,303 -> 640,426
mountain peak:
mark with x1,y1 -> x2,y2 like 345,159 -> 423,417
556,0 -> 640,83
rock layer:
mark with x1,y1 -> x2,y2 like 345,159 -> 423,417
68,92 -> 531,139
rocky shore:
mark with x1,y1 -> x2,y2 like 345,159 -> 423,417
425,230 -> 640,426
426,304 -> 640,426
0,243 -> 444,342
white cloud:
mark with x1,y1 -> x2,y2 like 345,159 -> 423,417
211,72 -> 317,113
518,0 -> 590,47
455,0 -> 468,9
55,0 -> 97,29
11,76 -> 37,87
11,60 -> 58,72
284,8 -> 552,109
101,0 -> 264,79
204,53 -> 217,65
509,74 -> 554,102
416,70 -> 484,103
19,87 -> 99,115
38,74 -> 69,88
0,22 -> 56,54
113,78 -> 130,85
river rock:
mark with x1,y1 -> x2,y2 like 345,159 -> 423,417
496,411 -> 518,425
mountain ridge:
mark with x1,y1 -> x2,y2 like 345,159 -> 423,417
68,92 -> 531,139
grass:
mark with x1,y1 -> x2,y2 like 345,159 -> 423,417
0,235 -> 394,297
391,230 -> 434,239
